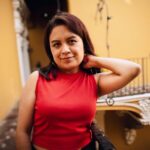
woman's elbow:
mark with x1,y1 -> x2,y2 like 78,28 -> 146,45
131,64 -> 141,78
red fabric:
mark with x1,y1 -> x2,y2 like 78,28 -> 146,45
32,71 -> 98,150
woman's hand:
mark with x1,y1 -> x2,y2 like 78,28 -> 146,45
82,55 -> 98,69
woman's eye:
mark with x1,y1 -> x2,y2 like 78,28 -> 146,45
69,40 -> 77,45
52,43 -> 60,48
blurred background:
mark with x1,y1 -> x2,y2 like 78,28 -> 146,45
0,0 -> 150,149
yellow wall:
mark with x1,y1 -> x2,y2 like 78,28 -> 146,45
0,0 -> 21,119
69,0 -> 150,58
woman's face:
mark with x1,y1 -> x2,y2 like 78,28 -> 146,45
49,25 -> 84,73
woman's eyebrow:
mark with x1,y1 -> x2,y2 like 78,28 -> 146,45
51,35 -> 77,43
51,40 -> 60,44
67,35 -> 77,40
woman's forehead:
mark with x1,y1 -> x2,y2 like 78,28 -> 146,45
49,25 -> 80,41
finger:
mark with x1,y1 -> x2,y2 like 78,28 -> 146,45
83,55 -> 89,64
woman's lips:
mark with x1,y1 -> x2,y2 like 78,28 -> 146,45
61,56 -> 74,63
61,56 -> 74,59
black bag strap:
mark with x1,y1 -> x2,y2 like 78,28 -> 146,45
91,121 -> 117,150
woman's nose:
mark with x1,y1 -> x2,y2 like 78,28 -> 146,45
61,44 -> 71,54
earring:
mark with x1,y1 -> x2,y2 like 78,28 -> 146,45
51,61 -> 57,68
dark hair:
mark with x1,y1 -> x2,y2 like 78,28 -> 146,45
39,12 -> 100,80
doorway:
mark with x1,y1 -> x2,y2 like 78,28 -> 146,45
25,0 -> 69,71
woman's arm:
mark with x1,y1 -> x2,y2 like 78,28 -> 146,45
16,71 -> 39,150
83,55 -> 141,96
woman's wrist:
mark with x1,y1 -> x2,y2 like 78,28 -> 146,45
88,55 -> 101,68
83,55 -> 101,69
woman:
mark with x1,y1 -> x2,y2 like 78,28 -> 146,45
16,12 -> 141,150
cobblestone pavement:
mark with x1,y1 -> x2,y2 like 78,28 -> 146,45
0,103 -> 18,150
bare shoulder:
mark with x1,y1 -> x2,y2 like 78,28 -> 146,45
21,70 -> 39,102
19,70 -> 39,114
27,70 -> 39,84
24,70 -> 39,89
94,72 -> 105,84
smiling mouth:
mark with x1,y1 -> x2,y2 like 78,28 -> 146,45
61,56 -> 74,60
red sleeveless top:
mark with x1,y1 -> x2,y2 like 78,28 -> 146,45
32,71 -> 98,150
